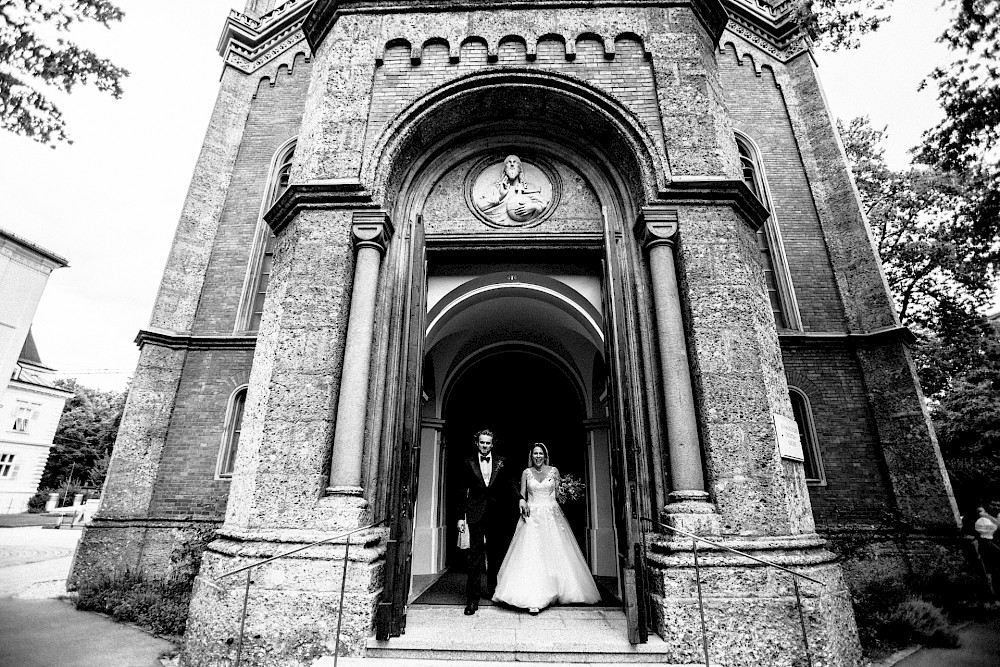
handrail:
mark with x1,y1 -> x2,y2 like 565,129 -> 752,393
217,517 -> 388,667
640,516 -> 824,585
640,516 -> 819,667
217,518 -> 388,579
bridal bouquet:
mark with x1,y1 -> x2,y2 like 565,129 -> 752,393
557,474 -> 586,504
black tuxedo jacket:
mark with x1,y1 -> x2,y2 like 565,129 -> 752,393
457,454 -> 521,525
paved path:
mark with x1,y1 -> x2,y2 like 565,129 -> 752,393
0,525 -> 176,666
894,618 -> 1000,667
0,598 -> 176,667
0,526 -> 81,598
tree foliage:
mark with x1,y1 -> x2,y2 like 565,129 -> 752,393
41,378 -> 126,490
820,1 -> 1000,507
791,0 -> 895,49
840,117 -> 999,338
0,0 -> 128,145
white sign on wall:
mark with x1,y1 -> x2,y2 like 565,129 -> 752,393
774,413 -> 804,462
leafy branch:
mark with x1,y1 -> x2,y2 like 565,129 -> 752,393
0,0 -> 128,145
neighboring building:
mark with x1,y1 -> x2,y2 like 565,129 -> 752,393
0,330 -> 73,513
0,227 -> 68,395
72,2 -> 961,666
0,228 -> 69,514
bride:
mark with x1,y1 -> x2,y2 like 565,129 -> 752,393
492,442 -> 601,614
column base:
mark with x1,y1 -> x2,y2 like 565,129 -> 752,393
661,491 -> 720,536
327,485 -> 364,497
180,526 -> 386,667
645,533 -> 862,667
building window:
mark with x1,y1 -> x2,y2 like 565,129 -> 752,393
788,388 -> 825,484
218,387 -> 247,478
735,133 -> 802,331
239,140 -> 296,333
11,405 -> 33,432
0,453 -> 16,478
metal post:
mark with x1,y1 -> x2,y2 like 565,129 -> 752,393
333,537 -> 351,667
793,576 -> 812,667
235,570 -> 251,667
692,539 -> 710,667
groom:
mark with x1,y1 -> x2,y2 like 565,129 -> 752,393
456,429 -> 524,615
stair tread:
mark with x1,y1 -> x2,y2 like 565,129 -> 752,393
320,660 -> 716,667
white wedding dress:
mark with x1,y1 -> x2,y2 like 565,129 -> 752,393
492,467 -> 602,610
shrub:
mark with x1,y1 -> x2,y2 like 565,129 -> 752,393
76,568 -> 191,637
852,577 -> 962,658
880,598 -> 961,648
26,488 -> 52,513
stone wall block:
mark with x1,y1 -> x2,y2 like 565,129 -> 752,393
68,523 -> 147,589
855,345 -> 959,530
181,542 -> 384,666
647,555 -> 860,667
646,6 -> 736,178
296,17 -> 381,182
225,207 -> 356,532
97,345 -> 187,517
674,204 -> 811,535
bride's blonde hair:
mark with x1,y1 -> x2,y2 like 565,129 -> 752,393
528,442 -> 550,467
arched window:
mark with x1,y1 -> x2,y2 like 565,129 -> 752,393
735,133 -> 801,331
788,387 -> 825,484
218,387 -> 247,478
238,140 -> 296,333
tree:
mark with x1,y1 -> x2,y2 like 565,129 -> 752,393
841,117 -> 1000,508
840,118 -> 998,340
792,0 -> 895,49
0,0 -> 129,145
40,378 -> 126,490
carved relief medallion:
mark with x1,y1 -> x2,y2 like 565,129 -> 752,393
465,154 -> 561,227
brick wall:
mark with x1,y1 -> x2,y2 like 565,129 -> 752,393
718,43 -> 847,333
782,345 -> 894,528
192,52 -> 312,335
149,349 -> 256,518
365,36 -> 664,168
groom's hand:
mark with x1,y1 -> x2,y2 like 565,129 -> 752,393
519,499 -> 529,518
457,519 -> 466,532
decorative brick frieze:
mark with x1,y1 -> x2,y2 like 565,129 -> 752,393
218,0 -> 313,73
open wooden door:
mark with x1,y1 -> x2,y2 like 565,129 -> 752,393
601,207 -> 649,645
376,214 -> 426,640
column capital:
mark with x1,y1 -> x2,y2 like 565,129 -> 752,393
351,210 -> 394,254
635,206 -> 679,251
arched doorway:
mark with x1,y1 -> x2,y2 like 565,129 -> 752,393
375,72 -> 660,643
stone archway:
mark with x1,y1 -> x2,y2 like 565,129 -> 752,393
369,68 -> 666,643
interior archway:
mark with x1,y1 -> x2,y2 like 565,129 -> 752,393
442,347 -> 588,567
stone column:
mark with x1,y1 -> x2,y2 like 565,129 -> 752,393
328,212 -> 394,495
635,206 -> 715,530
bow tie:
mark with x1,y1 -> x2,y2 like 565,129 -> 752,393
480,456 -> 491,462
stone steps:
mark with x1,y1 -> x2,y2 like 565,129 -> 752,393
321,660 -> 717,667
322,604 -> 712,664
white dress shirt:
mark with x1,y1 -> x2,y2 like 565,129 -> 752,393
479,455 -> 493,485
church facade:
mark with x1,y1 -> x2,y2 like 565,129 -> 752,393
71,1 -> 961,665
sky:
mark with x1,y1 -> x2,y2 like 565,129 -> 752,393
1,0 -> 954,391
